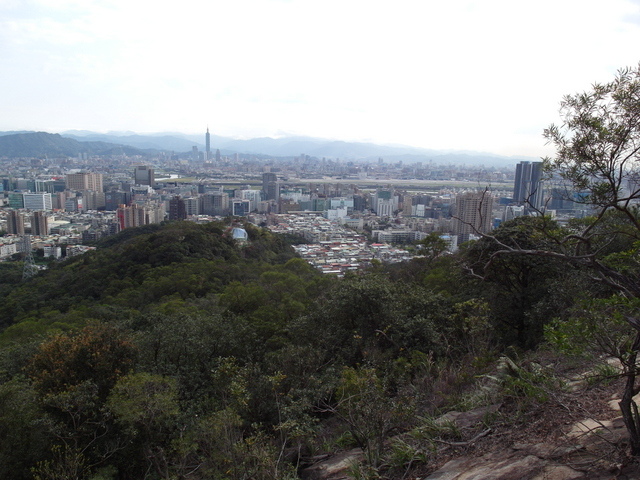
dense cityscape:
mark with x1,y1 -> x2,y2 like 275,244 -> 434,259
0,130 -> 595,276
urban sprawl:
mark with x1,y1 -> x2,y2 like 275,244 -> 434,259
0,137 -> 598,276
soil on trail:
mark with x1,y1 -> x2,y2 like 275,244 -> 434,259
412,364 -> 638,480
303,356 -> 640,480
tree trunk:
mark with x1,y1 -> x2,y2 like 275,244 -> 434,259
618,330 -> 640,456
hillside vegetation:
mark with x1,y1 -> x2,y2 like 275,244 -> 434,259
0,132 -> 146,157
0,214 -> 635,479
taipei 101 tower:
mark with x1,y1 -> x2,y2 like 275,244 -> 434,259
205,127 -> 211,161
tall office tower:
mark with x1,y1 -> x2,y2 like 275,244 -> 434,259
7,210 -> 25,235
215,149 -> 221,162
169,196 -> 187,221
184,197 -> 200,216
262,172 -> 277,191
32,211 -> 49,236
453,191 -> 494,243
262,173 -> 279,201
372,189 -> 398,215
376,198 -> 395,217
66,172 -> 104,192
513,161 -> 544,212
199,194 -> 214,215
23,193 -> 53,211
266,181 -> 280,202
34,179 -> 48,192
232,198 -> 251,217
205,127 -> 211,161
134,165 -> 155,186
105,192 -> 130,211
8,192 -> 24,209
240,189 -> 261,212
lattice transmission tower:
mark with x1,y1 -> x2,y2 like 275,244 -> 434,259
22,235 -> 39,281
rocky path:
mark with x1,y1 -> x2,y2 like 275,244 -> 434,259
302,372 -> 639,480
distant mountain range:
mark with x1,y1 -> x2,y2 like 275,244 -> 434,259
0,130 -> 536,166
0,132 -> 146,158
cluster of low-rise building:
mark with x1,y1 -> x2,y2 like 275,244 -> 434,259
266,213 -> 413,276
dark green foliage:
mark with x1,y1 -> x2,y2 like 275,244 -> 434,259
464,216 -> 571,348
0,218 -> 582,477
416,232 -> 449,265
0,221 -> 305,341
0,262 -> 23,296
290,273 -> 463,370
0,377 -> 48,480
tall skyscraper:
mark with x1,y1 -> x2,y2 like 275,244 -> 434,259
169,196 -> 187,221
32,211 -> 49,236
262,173 -> 279,201
205,127 -> 211,161
514,161 -> 544,212
453,191 -> 494,243
184,197 -> 200,216
262,172 -> 276,190
7,210 -> 25,235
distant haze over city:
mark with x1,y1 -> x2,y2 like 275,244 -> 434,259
2,1 -> 640,159
0,130 -> 538,167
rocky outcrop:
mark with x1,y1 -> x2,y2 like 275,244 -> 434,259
301,398 -> 631,480
423,403 -> 628,480
301,448 -> 365,480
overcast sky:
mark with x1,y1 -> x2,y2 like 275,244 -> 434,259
2,0 -> 640,157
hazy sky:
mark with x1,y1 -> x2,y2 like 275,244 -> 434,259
2,0 -> 640,157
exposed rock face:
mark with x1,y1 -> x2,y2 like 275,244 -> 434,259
301,400 -> 632,480
301,448 -> 364,480
424,406 -> 628,480
435,405 -> 501,429
424,451 -> 581,480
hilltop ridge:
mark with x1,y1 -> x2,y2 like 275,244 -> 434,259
0,129 -> 536,165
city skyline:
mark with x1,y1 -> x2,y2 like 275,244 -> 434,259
2,1 -> 640,158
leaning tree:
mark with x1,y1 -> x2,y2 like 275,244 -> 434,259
478,64 -> 640,455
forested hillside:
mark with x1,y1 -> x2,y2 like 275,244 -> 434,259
0,132 -> 146,157
1,212 -> 636,479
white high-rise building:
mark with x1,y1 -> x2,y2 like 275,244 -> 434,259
23,193 -> 52,211
240,189 -> 262,212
